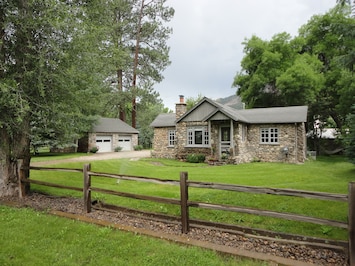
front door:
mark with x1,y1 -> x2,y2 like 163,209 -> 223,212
220,126 -> 231,157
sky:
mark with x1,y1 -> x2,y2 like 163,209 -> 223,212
154,0 -> 336,110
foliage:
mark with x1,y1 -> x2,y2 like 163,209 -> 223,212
0,0 -> 174,195
0,1 -> 106,155
0,206 -> 252,266
135,94 -> 171,149
133,145 -> 143,151
90,147 -> 99,153
233,32 -> 324,108
185,94 -> 204,111
85,0 -> 174,127
233,5 -> 355,156
186,154 -> 206,163
299,6 -> 355,130
114,147 -> 123,152
344,105 -> 355,163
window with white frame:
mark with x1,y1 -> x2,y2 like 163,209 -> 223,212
260,128 -> 279,144
187,126 -> 209,146
168,130 -> 176,146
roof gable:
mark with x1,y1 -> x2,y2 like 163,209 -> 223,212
92,117 -> 139,134
178,99 -> 217,122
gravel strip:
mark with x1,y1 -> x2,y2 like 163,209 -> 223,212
2,193 -> 348,265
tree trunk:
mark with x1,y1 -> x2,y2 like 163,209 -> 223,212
0,121 -> 31,197
117,69 -> 126,121
131,0 -> 145,129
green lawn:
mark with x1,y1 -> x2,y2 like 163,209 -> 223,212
29,155 -> 355,241
0,205 -> 265,266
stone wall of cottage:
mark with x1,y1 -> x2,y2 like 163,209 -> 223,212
151,127 -> 176,158
233,123 -> 306,164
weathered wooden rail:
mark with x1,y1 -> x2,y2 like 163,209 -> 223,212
19,163 -> 355,264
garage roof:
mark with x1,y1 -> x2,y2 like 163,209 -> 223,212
92,117 -> 139,134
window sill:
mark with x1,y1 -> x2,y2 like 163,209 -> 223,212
185,145 -> 210,148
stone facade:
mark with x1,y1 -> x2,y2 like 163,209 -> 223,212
151,97 -> 307,164
233,123 -> 306,164
152,121 -> 306,164
151,127 -> 177,159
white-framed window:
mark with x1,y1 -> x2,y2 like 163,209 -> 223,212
168,130 -> 176,146
260,128 -> 279,144
187,126 -> 209,146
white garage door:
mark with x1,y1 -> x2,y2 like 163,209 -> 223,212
96,136 -> 112,153
118,136 -> 132,151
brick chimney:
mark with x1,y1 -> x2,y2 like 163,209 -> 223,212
176,95 -> 187,120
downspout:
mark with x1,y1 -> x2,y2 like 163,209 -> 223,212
230,119 -> 234,156
208,120 -> 211,148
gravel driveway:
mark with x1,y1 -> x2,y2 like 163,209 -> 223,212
73,150 -> 151,161
32,150 -> 151,166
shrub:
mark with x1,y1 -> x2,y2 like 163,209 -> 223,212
221,152 -> 229,160
134,145 -> 143,151
89,146 -> 99,153
186,153 -> 205,163
114,146 -> 122,152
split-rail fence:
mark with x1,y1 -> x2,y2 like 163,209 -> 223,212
18,163 -> 355,264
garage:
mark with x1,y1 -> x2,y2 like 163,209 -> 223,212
96,136 -> 112,153
81,117 -> 139,153
118,136 -> 132,151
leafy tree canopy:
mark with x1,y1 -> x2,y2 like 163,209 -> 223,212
233,5 -> 355,132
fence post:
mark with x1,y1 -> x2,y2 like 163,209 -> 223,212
180,171 -> 189,233
83,164 -> 91,213
349,182 -> 355,265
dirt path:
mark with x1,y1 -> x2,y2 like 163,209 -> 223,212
31,150 -> 151,166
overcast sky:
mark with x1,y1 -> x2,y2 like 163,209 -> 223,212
154,0 -> 335,110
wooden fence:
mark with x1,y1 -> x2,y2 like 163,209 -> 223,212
19,163 -> 354,264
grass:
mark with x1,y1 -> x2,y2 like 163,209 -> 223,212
0,205 -> 266,266
29,155 -> 355,241
31,152 -> 89,162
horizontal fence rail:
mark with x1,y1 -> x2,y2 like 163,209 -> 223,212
187,181 -> 348,202
89,171 -> 180,186
21,164 -> 353,264
188,200 -> 347,229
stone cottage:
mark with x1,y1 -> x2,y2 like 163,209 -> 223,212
150,96 -> 308,163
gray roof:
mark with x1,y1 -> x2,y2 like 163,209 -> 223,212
237,106 -> 308,123
92,117 -> 139,134
150,113 -> 176,127
151,98 -> 308,128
